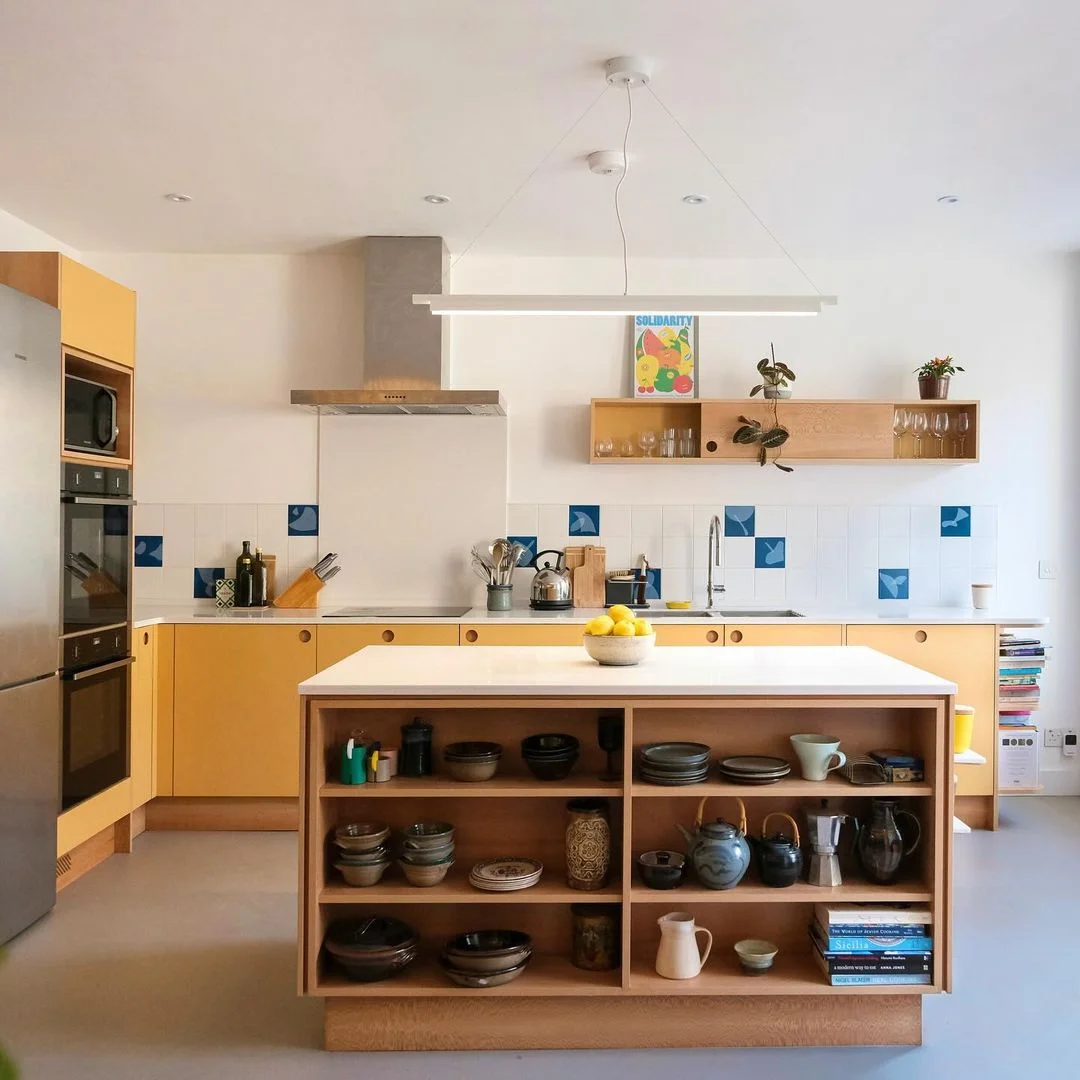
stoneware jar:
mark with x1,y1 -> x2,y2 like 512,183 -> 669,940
571,903 -> 620,971
856,799 -> 922,884
655,911 -> 713,979
565,799 -> 611,891
675,796 -> 750,890
752,811 -> 803,888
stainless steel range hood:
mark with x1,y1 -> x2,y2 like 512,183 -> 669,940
291,236 -> 505,416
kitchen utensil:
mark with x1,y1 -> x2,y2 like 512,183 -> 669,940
655,912 -> 712,979
805,806 -> 855,887
491,537 -> 511,568
734,939 -> 779,975
571,903 -> 620,971
486,583 -> 512,610
320,565 -> 341,583
675,796 -> 750,890
751,812 -> 803,888
572,545 -> 607,608
789,734 -> 847,781
856,799 -> 922,884
637,850 -> 686,890
530,549 -> 572,610
272,568 -> 324,608
312,552 -> 336,578
565,799 -> 611,891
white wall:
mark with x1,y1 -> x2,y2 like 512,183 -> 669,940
0,207 -> 78,253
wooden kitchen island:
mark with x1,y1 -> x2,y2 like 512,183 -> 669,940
297,645 -> 955,1050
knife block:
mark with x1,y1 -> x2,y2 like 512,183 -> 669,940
272,568 -> 324,609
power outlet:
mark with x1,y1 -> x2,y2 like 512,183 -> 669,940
1039,560 -> 1056,580
1045,729 -> 1063,748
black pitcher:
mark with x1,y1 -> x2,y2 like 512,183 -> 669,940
856,799 -> 922,884
752,811 -> 803,888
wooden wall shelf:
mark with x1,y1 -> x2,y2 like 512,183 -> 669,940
590,398 -> 980,464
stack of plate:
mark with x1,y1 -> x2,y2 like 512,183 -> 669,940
469,857 -> 543,892
715,755 -> 791,785
638,742 -> 712,785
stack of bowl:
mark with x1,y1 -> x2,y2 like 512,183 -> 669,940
638,741 -> 712,786
398,821 -> 455,886
333,822 -> 391,887
521,733 -> 580,781
439,929 -> 533,988
323,914 -> 419,982
443,741 -> 502,782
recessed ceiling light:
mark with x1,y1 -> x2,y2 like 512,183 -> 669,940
937,194 -> 960,204
164,192 -> 192,203
423,194 -> 450,205
682,194 -> 708,205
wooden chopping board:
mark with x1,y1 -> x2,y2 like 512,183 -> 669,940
571,545 -> 606,608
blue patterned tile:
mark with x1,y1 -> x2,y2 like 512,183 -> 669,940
134,535 -> 163,567
755,537 -> 786,569
724,505 -> 755,537
878,568 -> 910,600
940,505 -> 971,537
645,568 -> 662,600
288,504 -> 319,536
194,567 -> 225,599
568,504 -> 600,537
507,535 -> 538,567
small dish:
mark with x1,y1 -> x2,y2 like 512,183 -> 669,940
734,938 -> 779,975
442,757 -> 499,782
335,860 -> 390,887
334,822 -> 391,852
442,929 -> 533,972
665,600 -> 692,609
443,741 -> 503,760
636,850 -> 686,890
402,822 -> 455,845
398,858 -> 454,887
399,846 -> 454,866
438,956 -> 530,988
521,734 -> 580,756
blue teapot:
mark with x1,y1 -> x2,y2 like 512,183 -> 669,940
675,796 -> 750,890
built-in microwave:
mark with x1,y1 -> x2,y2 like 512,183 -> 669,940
64,373 -> 118,456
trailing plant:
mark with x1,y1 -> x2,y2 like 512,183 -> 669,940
733,409 -> 793,471
750,344 -> 796,396
915,355 -> 964,378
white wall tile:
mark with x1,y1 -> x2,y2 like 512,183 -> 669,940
848,565 -> 878,605
786,568 -> 818,606
631,506 -> 663,536
629,535 -> 662,568
940,536 -> 972,571
160,567 -> 193,600
256,503 -> 289,562
133,566 -> 164,599
662,505 -> 694,536
600,504 -> 631,537
693,535 -> 711,568
194,504 -> 227,565
693,505 -> 725,536
909,568 -> 940,607
817,566 -> 848,606
720,569 -> 755,603
786,506 -> 817,540
971,506 -> 998,539
940,565 -> 970,607
537,504 -> 568,548
909,536 -> 940,569
910,505 -> 940,539
878,537 -> 910,568
225,503 -> 259,549
162,504 -> 195,567
723,537 -> 755,569
817,506 -> 848,539
507,503 -> 538,536
755,569 -> 787,603
971,568 -> 998,590
604,536 -> 632,571
287,535 -> 319,579
754,506 -> 786,537
662,536 -> 694,568
817,536 -> 848,571
134,502 -> 163,538
850,534 -> 879,569
662,568 -> 692,603
879,505 -> 910,538
785,536 -> 817,570
970,537 -> 997,570
850,506 -> 879,541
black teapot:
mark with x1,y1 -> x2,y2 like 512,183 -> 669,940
751,811 -> 803,888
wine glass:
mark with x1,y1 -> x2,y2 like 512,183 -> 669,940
955,412 -> 970,457
911,412 -> 928,459
637,430 -> 658,458
892,408 -> 910,456
597,713 -> 624,781
931,412 -> 950,458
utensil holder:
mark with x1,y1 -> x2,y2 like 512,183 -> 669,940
486,584 -> 513,611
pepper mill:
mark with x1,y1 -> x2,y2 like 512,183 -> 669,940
400,717 -> 433,777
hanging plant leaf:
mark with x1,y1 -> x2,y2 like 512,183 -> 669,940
775,462 -> 794,473
737,416 -> 762,428
733,425 -> 760,444
756,357 -> 770,374
758,445 -> 767,466
759,427 -> 790,449
749,384 -> 763,397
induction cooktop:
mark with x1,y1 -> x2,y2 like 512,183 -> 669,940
325,606 -> 471,618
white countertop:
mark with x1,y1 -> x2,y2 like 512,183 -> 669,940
133,602 -> 1047,629
298,644 -> 958,698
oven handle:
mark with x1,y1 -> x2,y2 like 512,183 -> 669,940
65,656 -> 134,681
62,495 -> 136,506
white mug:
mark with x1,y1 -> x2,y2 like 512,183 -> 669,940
971,583 -> 993,611
790,734 -> 847,781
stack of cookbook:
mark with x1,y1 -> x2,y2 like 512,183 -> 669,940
810,904 -> 932,986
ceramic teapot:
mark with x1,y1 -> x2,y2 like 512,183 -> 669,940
751,811 -> 803,888
675,796 -> 750,890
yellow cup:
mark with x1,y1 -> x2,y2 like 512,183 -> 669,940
954,705 -> 975,755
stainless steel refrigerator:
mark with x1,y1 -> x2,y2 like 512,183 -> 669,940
0,281 -> 61,943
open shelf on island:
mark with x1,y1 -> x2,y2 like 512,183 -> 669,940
322,775 -> 623,799
631,777 -> 932,798
321,872 -> 622,905
628,880 -> 932,904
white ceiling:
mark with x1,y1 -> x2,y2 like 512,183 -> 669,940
1,0 -> 1078,257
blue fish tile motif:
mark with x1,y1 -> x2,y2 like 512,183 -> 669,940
568,504 -> 600,537
194,567 -> 225,599
878,568 -> 910,600
755,537 -> 786,569
645,568 -> 662,600
724,505 -> 755,537
134,535 -> 164,567
940,506 -> 971,537
288,504 -> 319,536
507,535 -> 538,567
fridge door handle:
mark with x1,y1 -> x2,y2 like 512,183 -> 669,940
65,657 -> 133,682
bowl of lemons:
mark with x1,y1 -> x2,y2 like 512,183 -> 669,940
582,605 -> 656,666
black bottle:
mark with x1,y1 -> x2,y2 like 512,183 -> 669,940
235,540 -> 256,608
400,717 -> 434,777
252,546 -> 268,607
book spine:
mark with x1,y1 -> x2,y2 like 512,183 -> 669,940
824,957 -> 932,974
814,906 -> 932,928
817,933 -> 934,953
824,973 -> 933,986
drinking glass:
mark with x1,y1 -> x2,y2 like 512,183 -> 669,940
911,412 -> 928,459
637,430 -> 658,458
677,427 -> 696,457
892,408 -> 910,456
955,412 -> 970,457
660,428 -> 677,458
594,435 -> 614,458
597,713 -> 624,781
931,412 -> 949,457
618,437 -> 636,458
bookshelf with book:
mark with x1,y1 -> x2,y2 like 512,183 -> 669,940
810,904 -> 933,987
998,630 -> 1049,794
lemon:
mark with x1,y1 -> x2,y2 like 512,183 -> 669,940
607,604 -> 635,624
585,615 -> 615,636
633,618 -> 654,637
612,619 -> 637,637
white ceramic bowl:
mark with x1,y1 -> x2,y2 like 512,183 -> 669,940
734,938 -> 779,974
583,632 -> 656,667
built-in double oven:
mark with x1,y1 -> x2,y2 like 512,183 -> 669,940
61,462 -> 132,810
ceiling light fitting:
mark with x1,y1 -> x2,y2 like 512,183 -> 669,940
423,194 -> 450,205
163,193 -> 192,203
937,194 -> 960,204
414,56 -> 836,318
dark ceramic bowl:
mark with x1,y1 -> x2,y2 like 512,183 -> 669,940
329,944 -> 418,982
438,955 -> 530,988
444,741 -> 503,761
521,733 -> 580,757
523,752 -> 579,781
442,929 -> 533,972
637,850 -> 687,890
402,822 -> 455,845
324,914 -> 418,955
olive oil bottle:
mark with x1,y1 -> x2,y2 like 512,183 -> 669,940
252,547 -> 268,607
235,540 -> 256,607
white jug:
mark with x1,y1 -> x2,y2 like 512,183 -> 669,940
655,911 -> 713,979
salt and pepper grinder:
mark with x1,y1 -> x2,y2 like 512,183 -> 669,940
400,718 -> 434,777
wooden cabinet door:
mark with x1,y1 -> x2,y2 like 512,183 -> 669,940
59,256 -> 136,367
316,624 -> 458,671
655,625 -> 723,646
130,627 -> 156,809
725,624 -> 843,646
173,625 -> 317,796
846,624 -> 996,796
459,624 -> 585,646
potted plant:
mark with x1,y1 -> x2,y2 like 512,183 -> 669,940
750,344 -> 795,400
915,356 -> 964,400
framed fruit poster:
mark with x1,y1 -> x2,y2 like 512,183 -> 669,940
633,315 -> 697,398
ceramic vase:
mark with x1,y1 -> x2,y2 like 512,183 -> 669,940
571,904 -> 620,971
565,798 -> 611,891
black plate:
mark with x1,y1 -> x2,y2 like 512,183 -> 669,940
639,742 -> 711,766
718,755 -> 790,775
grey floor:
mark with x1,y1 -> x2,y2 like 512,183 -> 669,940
2,797 -> 1077,1079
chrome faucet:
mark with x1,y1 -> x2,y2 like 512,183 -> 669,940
706,515 -> 725,608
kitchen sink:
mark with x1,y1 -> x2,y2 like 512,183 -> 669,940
718,609 -> 805,618
638,610 -> 717,618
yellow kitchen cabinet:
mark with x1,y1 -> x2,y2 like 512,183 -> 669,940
130,626 -> 156,809
655,625 -> 724,646
317,624 -> 459,670
459,624 -> 585,646
725,624 -> 843,646
0,252 -> 136,366
155,624 -> 175,796
845,624 -> 996,796
173,625 -> 317,797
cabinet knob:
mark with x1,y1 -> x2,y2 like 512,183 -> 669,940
381,629 -> 396,643
142,631 -> 149,645
729,629 -> 743,643
465,629 -> 479,643
914,630 -> 928,643
706,629 -> 719,643
705,440 -> 718,453
298,630 -> 312,643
